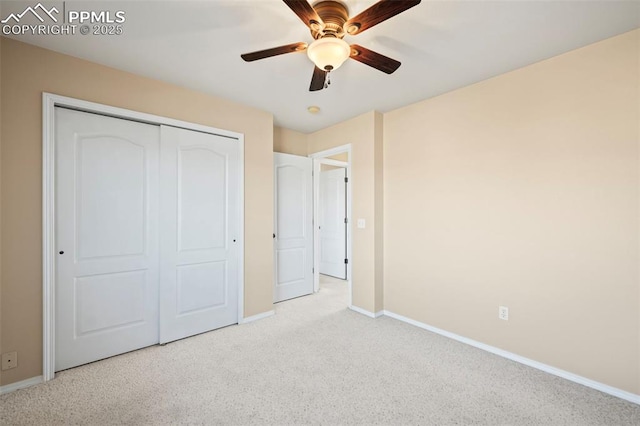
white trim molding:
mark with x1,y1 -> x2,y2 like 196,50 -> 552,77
240,310 -> 275,324
0,376 -> 43,395
383,310 -> 640,405
42,93 -> 245,383
236,135 -> 246,324
349,305 -> 383,319
42,95 -> 56,382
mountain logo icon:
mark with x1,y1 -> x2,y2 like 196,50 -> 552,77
1,3 -> 59,24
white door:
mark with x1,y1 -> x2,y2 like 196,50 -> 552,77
319,167 -> 347,279
55,108 -> 160,371
159,126 -> 240,343
274,153 -> 313,302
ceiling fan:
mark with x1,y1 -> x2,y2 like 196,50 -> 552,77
241,0 -> 421,91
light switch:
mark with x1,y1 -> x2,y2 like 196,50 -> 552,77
357,219 -> 366,229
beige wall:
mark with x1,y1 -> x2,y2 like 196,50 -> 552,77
308,111 -> 382,313
383,30 -> 640,394
328,153 -> 348,162
320,164 -> 343,172
0,38 -> 274,386
273,126 -> 307,156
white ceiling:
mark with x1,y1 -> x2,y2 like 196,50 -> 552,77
3,0 -> 639,133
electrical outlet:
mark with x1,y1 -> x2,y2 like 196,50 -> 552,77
499,306 -> 509,321
1,351 -> 18,370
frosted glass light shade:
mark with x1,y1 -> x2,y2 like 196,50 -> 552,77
307,37 -> 350,71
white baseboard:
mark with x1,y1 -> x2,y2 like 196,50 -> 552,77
0,375 -> 43,395
240,310 -> 275,324
349,305 -> 384,318
383,310 -> 640,405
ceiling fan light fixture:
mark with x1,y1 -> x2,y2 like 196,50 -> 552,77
307,37 -> 350,71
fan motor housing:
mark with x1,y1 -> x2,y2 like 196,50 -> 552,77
311,0 -> 349,39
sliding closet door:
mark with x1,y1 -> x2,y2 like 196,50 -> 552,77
55,108 -> 160,371
159,126 -> 240,344
55,109 -> 241,369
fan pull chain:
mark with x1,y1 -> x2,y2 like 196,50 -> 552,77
324,71 -> 331,89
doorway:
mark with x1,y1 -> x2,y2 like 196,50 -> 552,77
319,165 -> 347,279
310,144 -> 352,307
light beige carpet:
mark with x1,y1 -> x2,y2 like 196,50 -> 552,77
1,277 -> 639,425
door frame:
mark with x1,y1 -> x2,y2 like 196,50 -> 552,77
309,144 -> 352,307
42,93 -> 245,382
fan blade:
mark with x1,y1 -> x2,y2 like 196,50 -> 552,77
349,44 -> 401,74
310,66 -> 327,91
241,42 -> 308,62
283,0 -> 324,30
344,0 -> 421,35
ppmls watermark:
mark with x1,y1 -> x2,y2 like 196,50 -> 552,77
1,2 -> 126,36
